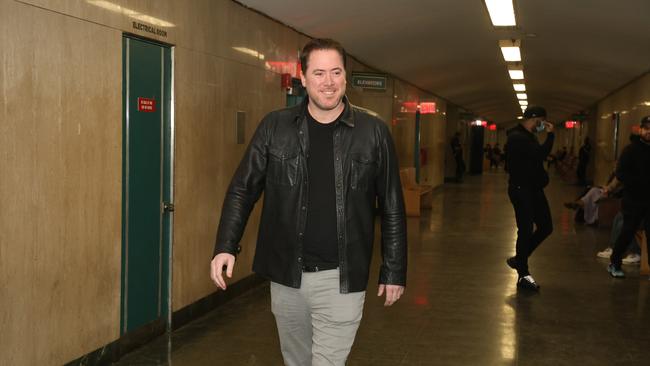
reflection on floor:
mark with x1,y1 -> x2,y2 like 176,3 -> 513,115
115,171 -> 650,365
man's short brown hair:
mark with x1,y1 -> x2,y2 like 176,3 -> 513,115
300,38 -> 347,74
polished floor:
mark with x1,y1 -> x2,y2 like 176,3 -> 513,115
115,170 -> 650,365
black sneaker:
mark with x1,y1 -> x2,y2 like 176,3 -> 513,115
517,275 -> 540,291
506,257 -> 518,270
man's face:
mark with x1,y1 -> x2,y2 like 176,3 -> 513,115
640,124 -> 650,142
301,49 -> 346,113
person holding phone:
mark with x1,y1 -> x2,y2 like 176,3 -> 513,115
504,106 -> 555,291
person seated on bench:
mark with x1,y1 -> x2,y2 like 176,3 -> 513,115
564,171 -> 620,225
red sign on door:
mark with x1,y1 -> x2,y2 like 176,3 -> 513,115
138,97 -> 156,112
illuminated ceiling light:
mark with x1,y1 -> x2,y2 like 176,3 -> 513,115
508,66 -> 524,80
517,116 -> 523,119
233,47 -> 265,60
513,83 -> 526,92
485,0 -> 517,26
641,101 -> 650,106
499,39 -> 521,62
86,0 -> 175,27
519,100 -> 529,106
517,93 -> 527,100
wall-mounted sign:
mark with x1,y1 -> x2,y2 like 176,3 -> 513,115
351,72 -> 387,90
564,121 -> 578,129
132,21 -> 168,38
420,102 -> 437,114
138,97 -> 156,112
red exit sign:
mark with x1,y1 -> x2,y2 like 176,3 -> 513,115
138,97 -> 156,112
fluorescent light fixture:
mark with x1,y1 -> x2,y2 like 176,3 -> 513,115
485,0 -> 517,26
86,0 -> 175,27
499,39 -> 521,62
519,100 -> 528,106
517,116 -> 523,119
508,69 -> 524,80
513,83 -> 526,92
233,47 -> 265,60
517,93 -> 527,100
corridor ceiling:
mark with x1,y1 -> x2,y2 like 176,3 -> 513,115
238,0 -> 650,124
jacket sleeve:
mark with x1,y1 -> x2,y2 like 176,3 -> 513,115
375,124 -> 408,286
509,131 -> 554,162
213,114 -> 271,257
540,132 -> 555,159
615,145 -> 633,184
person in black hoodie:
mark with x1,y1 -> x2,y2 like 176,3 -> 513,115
505,106 -> 555,291
601,115 -> 650,278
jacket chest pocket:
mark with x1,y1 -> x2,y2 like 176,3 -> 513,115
350,153 -> 377,191
267,148 -> 299,187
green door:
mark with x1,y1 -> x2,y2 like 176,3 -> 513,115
122,35 -> 173,334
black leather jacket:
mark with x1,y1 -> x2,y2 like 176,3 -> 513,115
214,97 -> 407,293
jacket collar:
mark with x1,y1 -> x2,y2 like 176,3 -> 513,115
515,123 -> 536,138
295,95 -> 354,128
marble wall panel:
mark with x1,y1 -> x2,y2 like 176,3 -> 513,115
390,80 -> 447,188
594,73 -> 650,185
0,1 -> 122,364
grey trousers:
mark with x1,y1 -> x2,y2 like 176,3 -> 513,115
270,269 -> 366,366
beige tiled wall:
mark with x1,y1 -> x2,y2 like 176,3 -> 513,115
0,1 -> 122,364
1,0 -> 450,364
391,80 -> 447,187
593,73 -> 650,185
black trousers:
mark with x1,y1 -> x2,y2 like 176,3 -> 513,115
576,161 -> 588,184
508,186 -> 554,276
454,154 -> 465,182
611,200 -> 650,269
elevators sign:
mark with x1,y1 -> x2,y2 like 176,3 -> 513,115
351,72 -> 387,90
138,97 -> 156,112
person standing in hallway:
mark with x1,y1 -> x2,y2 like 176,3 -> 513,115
601,116 -> 650,278
505,106 -> 555,291
450,132 -> 465,182
210,38 -> 407,366
577,137 -> 592,185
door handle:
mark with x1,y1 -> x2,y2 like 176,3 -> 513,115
163,202 -> 175,212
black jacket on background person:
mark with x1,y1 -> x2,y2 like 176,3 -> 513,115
505,124 -> 555,189
213,97 -> 407,293
616,135 -> 650,204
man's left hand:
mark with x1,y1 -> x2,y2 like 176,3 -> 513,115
377,284 -> 405,306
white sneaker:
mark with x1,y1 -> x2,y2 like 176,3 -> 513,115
597,248 -> 612,258
622,253 -> 641,264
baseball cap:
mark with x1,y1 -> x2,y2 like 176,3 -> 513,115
640,115 -> 650,126
523,106 -> 547,119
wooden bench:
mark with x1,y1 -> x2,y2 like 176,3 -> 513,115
597,197 -> 621,228
636,230 -> 649,275
400,167 -> 433,217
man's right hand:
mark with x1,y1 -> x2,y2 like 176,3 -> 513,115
543,121 -> 555,133
210,253 -> 236,290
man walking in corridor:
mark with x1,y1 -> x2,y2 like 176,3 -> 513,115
210,38 -> 407,365
601,115 -> 650,278
505,106 -> 555,291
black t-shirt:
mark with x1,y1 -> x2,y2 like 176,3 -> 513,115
303,111 -> 339,267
